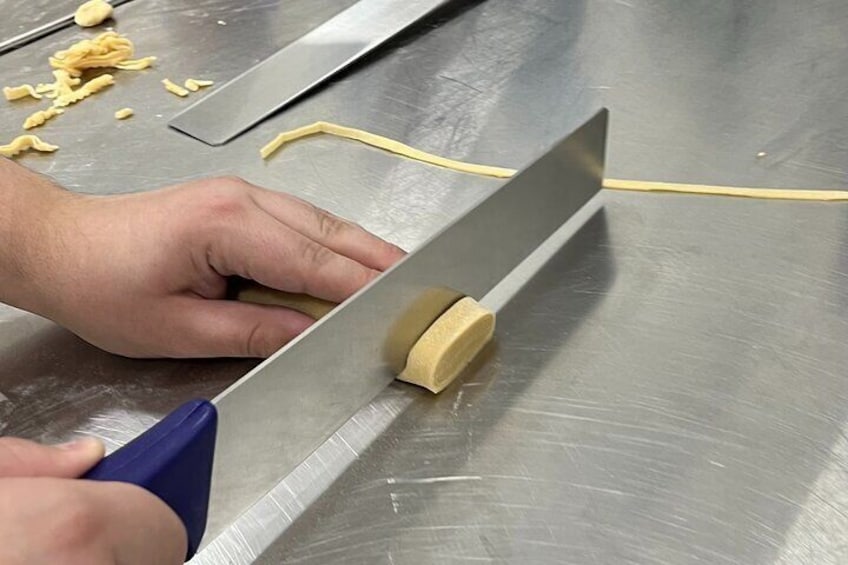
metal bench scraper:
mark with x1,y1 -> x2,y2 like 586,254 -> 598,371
168,0 -> 453,146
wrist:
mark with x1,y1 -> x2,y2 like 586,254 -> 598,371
0,159 -> 82,316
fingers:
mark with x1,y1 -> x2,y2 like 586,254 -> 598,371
209,208 -> 382,303
0,478 -> 186,564
88,481 -> 187,565
0,436 -> 104,478
249,187 -> 406,270
162,297 -> 315,358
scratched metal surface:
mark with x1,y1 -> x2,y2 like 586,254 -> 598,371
0,0 -> 846,562
3,1 -> 81,39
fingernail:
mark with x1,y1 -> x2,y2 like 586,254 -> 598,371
56,437 -> 102,451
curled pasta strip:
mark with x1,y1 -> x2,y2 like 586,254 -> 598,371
3,84 -> 42,101
23,107 -> 64,130
50,32 -> 134,77
0,135 -> 58,158
53,74 -> 114,108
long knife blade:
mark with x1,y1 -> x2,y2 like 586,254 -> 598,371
168,0 -> 453,146
0,0 -> 134,56
202,109 -> 608,546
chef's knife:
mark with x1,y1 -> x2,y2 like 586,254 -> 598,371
83,110 -> 608,560
168,0 -> 454,146
0,0 -> 133,56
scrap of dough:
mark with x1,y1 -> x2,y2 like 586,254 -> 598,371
54,74 -> 114,107
162,78 -> 189,97
50,31 -> 134,77
260,123 -> 848,201
603,178 -> 848,202
23,107 -> 64,129
0,135 -> 58,158
398,296 -> 495,394
236,283 -> 336,320
3,84 -> 42,101
74,0 -> 114,27
184,78 -> 214,92
260,122 -> 517,179
114,107 -> 133,119
38,70 -> 82,100
115,56 -> 157,71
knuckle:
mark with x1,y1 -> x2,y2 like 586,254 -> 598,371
300,240 -> 333,269
243,321 -> 271,358
214,174 -> 250,188
355,267 -> 380,288
313,207 -> 347,240
200,182 -> 252,224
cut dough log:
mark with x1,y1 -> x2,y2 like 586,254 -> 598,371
398,297 -> 495,394
383,287 -> 464,375
74,0 -> 113,27
114,107 -> 134,119
236,283 -> 336,320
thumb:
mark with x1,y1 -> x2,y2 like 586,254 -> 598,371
167,298 -> 315,358
0,436 -> 105,478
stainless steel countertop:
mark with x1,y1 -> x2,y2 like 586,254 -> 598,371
2,0 -> 848,563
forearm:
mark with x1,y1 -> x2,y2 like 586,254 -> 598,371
0,158 -> 76,314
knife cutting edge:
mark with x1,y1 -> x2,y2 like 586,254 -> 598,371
82,109 -> 608,560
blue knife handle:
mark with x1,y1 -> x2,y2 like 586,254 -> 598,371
83,399 -> 218,560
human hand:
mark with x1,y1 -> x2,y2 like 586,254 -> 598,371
0,436 -> 186,564
7,173 -> 404,358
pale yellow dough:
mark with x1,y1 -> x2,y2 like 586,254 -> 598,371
114,107 -> 134,120
115,56 -> 157,71
3,84 -> 42,101
235,283 -> 336,320
184,78 -> 214,92
0,135 -> 58,158
260,122 -> 516,179
383,287 -> 464,375
262,122 -> 848,201
74,0 -> 114,27
23,107 -> 64,130
162,78 -> 189,97
50,32 -> 134,77
0,31 -> 154,160
398,297 -> 495,394
603,178 -> 848,201
37,70 -> 82,100
54,74 -> 114,107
